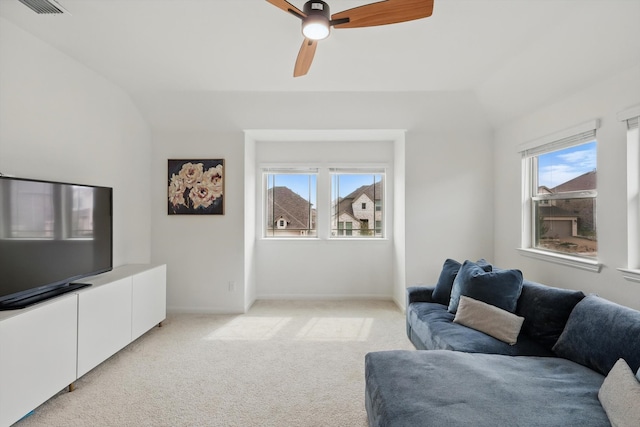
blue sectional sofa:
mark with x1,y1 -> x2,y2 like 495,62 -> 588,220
365,259 -> 640,427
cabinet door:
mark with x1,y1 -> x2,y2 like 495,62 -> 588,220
0,295 -> 78,427
131,265 -> 166,341
77,277 -> 132,378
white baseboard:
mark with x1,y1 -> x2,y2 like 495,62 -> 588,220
169,295 -> 397,314
255,294 -> 394,301
166,305 -> 245,315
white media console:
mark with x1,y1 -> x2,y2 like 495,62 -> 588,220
0,264 -> 166,427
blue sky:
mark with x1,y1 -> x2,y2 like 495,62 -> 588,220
267,174 -> 382,205
538,141 -> 597,188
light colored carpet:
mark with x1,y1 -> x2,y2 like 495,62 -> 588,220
16,300 -> 414,427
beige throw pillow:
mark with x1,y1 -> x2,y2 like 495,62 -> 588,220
598,358 -> 640,427
453,296 -> 524,345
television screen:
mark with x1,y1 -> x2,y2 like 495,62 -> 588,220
0,176 -> 113,309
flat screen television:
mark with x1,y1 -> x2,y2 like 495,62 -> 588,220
0,176 -> 113,310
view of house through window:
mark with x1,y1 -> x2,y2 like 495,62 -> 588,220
264,172 -> 317,237
331,173 -> 384,238
531,141 -> 597,257
263,168 -> 385,239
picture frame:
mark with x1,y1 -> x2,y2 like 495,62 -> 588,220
168,159 -> 224,215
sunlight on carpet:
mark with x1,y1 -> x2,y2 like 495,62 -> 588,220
203,316 -> 291,341
295,317 -> 374,342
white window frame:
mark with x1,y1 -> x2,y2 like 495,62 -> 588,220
518,120 -> 602,272
262,167 -> 318,239
329,167 -> 386,240
260,165 -> 387,240
617,105 -> 640,283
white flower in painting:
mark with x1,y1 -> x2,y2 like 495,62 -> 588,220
168,174 -> 186,207
189,181 -> 219,209
202,164 -> 223,199
178,162 -> 204,188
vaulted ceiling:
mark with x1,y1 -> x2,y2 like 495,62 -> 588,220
1,0 -> 639,127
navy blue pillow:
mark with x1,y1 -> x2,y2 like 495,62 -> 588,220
552,295 -> 640,376
448,260 -> 523,314
516,280 -> 585,351
432,258 -> 492,306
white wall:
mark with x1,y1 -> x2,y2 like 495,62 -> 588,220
0,18 -> 152,268
151,131 -> 247,313
404,127 -> 496,290
493,64 -> 640,310
253,137 -> 396,301
148,92 -> 494,312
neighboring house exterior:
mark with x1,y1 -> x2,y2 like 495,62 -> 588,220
332,182 -> 383,237
266,186 -> 316,236
538,170 -> 596,239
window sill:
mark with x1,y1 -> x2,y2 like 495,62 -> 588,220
261,237 -> 389,242
618,268 -> 640,283
261,237 -> 319,241
329,239 -> 389,242
517,248 -> 602,272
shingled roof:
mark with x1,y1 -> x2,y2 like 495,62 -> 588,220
552,170 -> 597,192
267,186 -> 315,229
336,181 -> 383,218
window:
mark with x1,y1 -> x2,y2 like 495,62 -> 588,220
338,221 -> 353,236
619,106 -> 640,280
331,170 -> 384,238
264,170 -> 317,238
521,121 -> 598,261
262,166 -> 386,239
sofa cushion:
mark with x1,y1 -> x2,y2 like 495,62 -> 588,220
365,350 -> 609,427
553,295 -> 640,375
516,280 -> 585,351
454,296 -> 524,345
637,368 -> 640,382
408,302 -> 552,356
598,358 -> 640,427
432,258 -> 491,305
448,260 -> 523,314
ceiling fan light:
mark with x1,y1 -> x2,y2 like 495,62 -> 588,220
302,16 -> 330,40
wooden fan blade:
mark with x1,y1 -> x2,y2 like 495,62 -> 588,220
331,0 -> 434,29
266,0 -> 306,19
294,38 -> 318,77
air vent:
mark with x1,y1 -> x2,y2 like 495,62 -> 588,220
18,0 -> 68,14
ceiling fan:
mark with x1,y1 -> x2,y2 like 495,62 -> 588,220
266,0 -> 434,77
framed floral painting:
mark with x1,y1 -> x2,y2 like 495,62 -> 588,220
168,159 -> 224,215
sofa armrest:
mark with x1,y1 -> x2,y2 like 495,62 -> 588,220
407,286 -> 436,305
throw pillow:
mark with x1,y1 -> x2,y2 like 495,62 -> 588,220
448,260 -> 523,314
431,258 -> 492,305
453,296 -> 524,345
552,295 -> 640,376
598,358 -> 640,427
637,368 -> 640,382
515,280 -> 585,351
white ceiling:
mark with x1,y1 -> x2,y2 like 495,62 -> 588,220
1,0 -> 639,126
